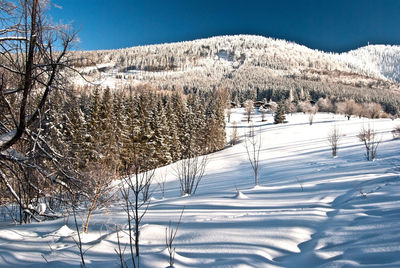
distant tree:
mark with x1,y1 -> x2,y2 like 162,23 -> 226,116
316,97 -> 334,113
361,102 -> 383,119
244,99 -> 254,123
285,100 -> 297,115
336,99 -> 362,120
297,101 -> 313,114
274,102 -> 286,124
308,105 -> 319,125
205,89 -> 226,153
230,122 -> 239,145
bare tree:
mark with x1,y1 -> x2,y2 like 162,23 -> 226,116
361,102 -> 383,119
244,125 -> 261,186
243,99 -> 254,123
260,109 -> 267,122
229,121 -> 239,146
327,124 -> 342,157
120,160 -> 154,268
357,124 -> 380,161
316,97 -> 333,113
174,155 -> 208,196
72,206 -> 86,267
0,0 -> 77,223
308,105 -> 318,125
157,168 -> 168,199
83,163 -> 117,233
297,101 -> 313,114
336,99 -> 362,120
114,225 -> 126,268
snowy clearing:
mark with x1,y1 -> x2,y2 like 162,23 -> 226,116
1,109 -> 400,267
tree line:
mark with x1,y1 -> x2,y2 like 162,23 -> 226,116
0,82 -> 227,223
51,86 -> 226,173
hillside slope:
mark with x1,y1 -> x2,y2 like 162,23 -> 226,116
72,35 -> 400,114
1,111 -> 400,267
342,44 -> 400,82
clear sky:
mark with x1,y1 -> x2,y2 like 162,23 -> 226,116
49,0 -> 400,52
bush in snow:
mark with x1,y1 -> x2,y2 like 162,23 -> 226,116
358,124 -> 380,161
328,124 -> 342,157
392,125 -> 400,139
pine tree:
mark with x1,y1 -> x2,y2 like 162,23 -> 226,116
274,101 -> 286,124
150,96 -> 172,166
165,95 -> 182,162
112,91 -> 125,171
66,95 -> 88,168
99,87 -> 115,168
205,90 -> 226,153
86,87 -> 102,163
120,92 -> 139,169
169,92 -> 186,159
136,90 -> 155,168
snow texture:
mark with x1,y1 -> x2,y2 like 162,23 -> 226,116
1,110 -> 400,267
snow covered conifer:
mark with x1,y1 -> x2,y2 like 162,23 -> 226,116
150,96 -> 172,166
274,101 -> 286,124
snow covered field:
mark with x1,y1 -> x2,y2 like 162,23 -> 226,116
1,109 -> 400,267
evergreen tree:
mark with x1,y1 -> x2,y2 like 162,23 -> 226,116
150,96 -> 172,166
120,92 -> 139,169
112,91 -> 125,171
99,87 -> 115,167
274,101 -> 286,124
165,95 -> 182,162
66,95 -> 88,168
205,90 -> 226,153
86,87 -> 102,163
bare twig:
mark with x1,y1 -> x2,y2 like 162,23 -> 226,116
165,207 -> 185,267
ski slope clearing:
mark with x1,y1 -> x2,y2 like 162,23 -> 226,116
1,110 -> 400,267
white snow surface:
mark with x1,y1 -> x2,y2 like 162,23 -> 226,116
1,110 -> 400,267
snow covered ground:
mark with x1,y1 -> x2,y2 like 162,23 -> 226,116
1,109 -> 400,267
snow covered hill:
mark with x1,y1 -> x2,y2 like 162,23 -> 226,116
1,111 -> 400,267
342,44 -> 400,82
73,34 -> 400,86
71,35 -> 400,115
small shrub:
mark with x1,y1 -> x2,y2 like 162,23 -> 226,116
392,125 -> 400,139
357,124 -> 380,161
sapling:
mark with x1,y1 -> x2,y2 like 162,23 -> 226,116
328,124 -> 342,157
165,207 -> 185,267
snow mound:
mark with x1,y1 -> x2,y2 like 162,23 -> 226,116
234,191 -> 248,199
46,225 -> 75,238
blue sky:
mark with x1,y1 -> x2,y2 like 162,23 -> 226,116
49,0 -> 400,52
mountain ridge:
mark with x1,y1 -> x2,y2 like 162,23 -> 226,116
71,34 -> 400,114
